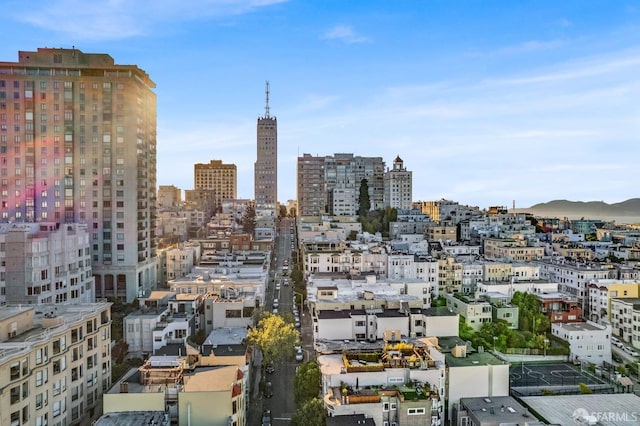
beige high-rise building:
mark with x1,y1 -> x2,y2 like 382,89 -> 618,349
383,155 -> 412,210
0,47 -> 157,302
193,160 -> 237,213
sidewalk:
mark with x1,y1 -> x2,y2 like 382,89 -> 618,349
248,347 -> 264,426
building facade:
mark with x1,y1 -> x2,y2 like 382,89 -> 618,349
383,156 -> 412,210
1,222 -> 94,304
193,160 -> 237,213
0,47 -> 158,302
0,302 -> 112,426
254,83 -> 277,222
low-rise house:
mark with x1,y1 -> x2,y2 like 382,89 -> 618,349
537,292 -> 582,323
444,294 -> 492,331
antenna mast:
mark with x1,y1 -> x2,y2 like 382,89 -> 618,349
264,81 -> 270,118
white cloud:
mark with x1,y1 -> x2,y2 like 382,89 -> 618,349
322,24 -> 370,44
11,0 -> 288,40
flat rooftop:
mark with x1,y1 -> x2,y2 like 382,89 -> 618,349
460,396 -> 542,425
555,322 -> 606,332
522,394 -> 640,426
445,350 -> 506,367
95,411 -> 169,426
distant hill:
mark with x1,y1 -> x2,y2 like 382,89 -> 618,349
522,198 -> 640,223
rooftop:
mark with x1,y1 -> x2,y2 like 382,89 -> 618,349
94,411 -> 169,426
555,321 -> 607,332
522,394 -> 640,426
460,396 -> 541,424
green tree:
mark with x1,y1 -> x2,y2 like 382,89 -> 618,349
294,361 -> 321,404
358,179 -> 370,217
291,398 -> 327,426
247,313 -> 300,366
279,205 -> 288,218
578,383 -> 593,394
241,205 -> 256,235
347,230 -> 358,241
290,264 -> 304,287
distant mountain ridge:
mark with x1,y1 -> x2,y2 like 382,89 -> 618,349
524,198 -> 640,221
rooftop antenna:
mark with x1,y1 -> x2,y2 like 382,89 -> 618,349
264,81 -> 270,119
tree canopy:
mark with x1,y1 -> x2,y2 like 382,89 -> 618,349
294,361 -> 321,405
291,398 -> 326,426
241,205 -> 256,235
247,313 -> 300,366
357,179 -> 370,216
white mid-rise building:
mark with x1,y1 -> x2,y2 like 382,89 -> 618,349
551,321 -> 612,365
0,222 -> 94,305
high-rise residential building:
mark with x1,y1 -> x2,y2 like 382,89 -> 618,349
254,82 -> 277,222
297,153 -> 385,217
0,47 -> 157,302
157,185 -> 182,208
297,154 -> 327,217
383,155 -> 412,210
193,159 -> 237,212
0,222 -> 93,304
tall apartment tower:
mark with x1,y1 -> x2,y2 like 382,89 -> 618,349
254,82 -> 277,222
297,154 -> 327,217
194,159 -> 237,212
384,155 -> 413,209
0,48 -> 157,302
297,153 -> 385,217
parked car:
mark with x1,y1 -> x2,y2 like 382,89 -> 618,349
295,348 -> 304,362
273,298 -> 279,308
264,381 -> 273,398
262,410 -> 272,426
265,361 -> 275,374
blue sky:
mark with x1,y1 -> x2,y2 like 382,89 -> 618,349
3,0 -> 639,208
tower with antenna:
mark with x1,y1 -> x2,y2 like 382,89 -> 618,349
254,81 -> 278,227
264,80 -> 270,119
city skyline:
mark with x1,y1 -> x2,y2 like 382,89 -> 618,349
4,0 -> 638,208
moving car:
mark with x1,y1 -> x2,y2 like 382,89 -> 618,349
273,298 -> 279,308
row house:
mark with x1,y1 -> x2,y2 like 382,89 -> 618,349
0,303 -> 112,426
587,281 -> 640,323
610,298 -> 640,349
425,225 -> 458,244
552,242 -> 594,261
476,280 -> 558,299
437,257 -> 462,294
483,238 -> 544,262
536,259 -> 608,317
